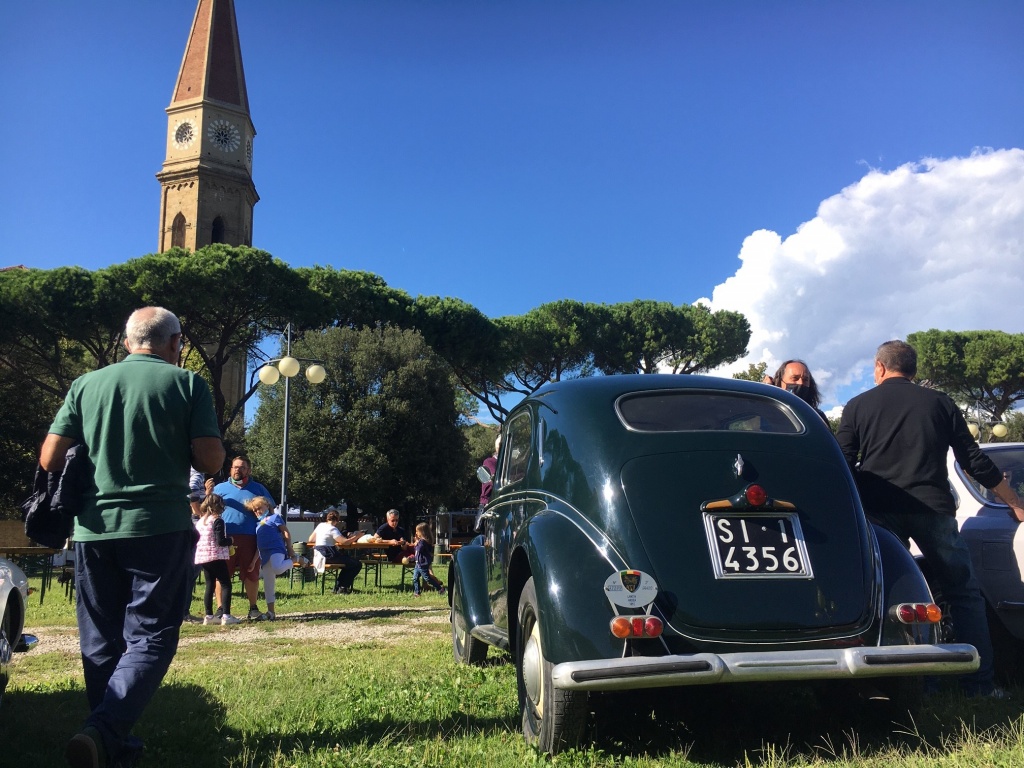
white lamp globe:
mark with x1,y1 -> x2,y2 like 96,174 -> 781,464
305,364 -> 326,384
967,423 -> 980,440
992,423 -> 1008,439
257,365 -> 280,385
278,356 -> 300,378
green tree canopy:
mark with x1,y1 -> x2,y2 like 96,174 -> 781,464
0,366 -> 61,517
907,329 -> 1024,421
300,265 -> 412,329
499,300 -> 603,394
594,300 -> 750,375
246,325 -> 468,516
109,245 -> 317,433
0,266 -> 134,397
733,361 -> 769,382
408,295 -> 512,422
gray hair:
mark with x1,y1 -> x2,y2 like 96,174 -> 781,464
125,307 -> 181,349
876,340 -> 917,377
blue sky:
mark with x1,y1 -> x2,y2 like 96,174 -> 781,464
2,1 -> 1021,411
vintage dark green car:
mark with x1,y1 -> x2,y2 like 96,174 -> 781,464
450,374 -> 979,753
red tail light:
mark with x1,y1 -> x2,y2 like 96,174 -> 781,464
892,602 -> 942,625
745,484 -> 768,507
610,615 -> 663,639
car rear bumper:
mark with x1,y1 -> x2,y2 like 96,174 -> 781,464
551,643 -> 979,691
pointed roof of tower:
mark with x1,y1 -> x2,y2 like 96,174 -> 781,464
171,0 -> 249,110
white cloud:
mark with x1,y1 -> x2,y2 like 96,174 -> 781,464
703,148 -> 1024,407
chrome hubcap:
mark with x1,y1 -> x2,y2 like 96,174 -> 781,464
523,622 -> 542,713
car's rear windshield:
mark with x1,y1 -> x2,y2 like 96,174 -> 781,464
616,390 -> 803,433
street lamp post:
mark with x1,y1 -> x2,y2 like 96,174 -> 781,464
256,323 -> 326,513
966,401 -> 1009,443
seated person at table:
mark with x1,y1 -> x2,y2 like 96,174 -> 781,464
308,509 -> 362,594
373,508 -> 414,564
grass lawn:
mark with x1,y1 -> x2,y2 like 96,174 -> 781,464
6,562 -> 1024,767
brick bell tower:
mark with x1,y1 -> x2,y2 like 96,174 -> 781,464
157,0 -> 258,252
157,0 -> 256,413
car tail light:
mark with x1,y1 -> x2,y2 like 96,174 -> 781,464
744,484 -> 768,507
892,602 -> 942,624
610,615 -> 663,639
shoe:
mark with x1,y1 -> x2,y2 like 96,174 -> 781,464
260,611 -> 276,621
413,592 -> 421,598
66,725 -> 106,768
247,607 -> 263,621
220,614 -> 241,625
214,607 -> 224,619
439,587 -> 447,596
182,613 -> 202,624
202,615 -> 218,625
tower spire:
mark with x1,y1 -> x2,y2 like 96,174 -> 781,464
172,0 -> 249,111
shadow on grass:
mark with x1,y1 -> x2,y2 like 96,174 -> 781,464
584,682 -> 1024,765
233,712 -> 520,763
287,606 -> 440,623
5,682 -> 231,768
10,677 -> 1019,766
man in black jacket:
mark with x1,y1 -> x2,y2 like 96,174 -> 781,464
837,340 -> 1024,697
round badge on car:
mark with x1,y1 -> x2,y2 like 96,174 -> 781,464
603,570 -> 658,609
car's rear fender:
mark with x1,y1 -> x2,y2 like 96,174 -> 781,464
509,507 -> 634,666
872,523 -> 939,645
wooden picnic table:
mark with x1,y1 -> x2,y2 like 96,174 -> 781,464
303,540 -> 400,590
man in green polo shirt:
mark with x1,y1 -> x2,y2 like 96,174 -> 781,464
41,306 -> 224,768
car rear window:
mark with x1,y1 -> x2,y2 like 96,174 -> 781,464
616,390 -> 803,433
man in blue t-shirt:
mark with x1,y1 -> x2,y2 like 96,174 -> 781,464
214,456 -> 274,620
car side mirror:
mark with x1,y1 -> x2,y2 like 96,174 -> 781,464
476,465 -> 493,483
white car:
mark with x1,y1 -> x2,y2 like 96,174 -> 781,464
947,442 -> 1024,683
1,556 -> 36,706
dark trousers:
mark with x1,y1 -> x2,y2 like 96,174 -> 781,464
74,529 -> 195,755
200,559 -> 232,616
870,510 -> 994,693
317,546 -> 362,590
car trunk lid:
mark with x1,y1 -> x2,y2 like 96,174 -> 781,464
620,447 -> 875,639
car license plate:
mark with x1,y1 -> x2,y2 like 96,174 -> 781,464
703,512 -> 813,579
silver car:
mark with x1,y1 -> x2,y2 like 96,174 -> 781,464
947,442 -> 1024,683
1,556 -> 35,706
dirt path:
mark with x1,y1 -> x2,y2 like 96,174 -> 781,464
26,605 -> 449,656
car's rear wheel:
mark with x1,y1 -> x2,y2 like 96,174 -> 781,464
516,577 -> 587,754
451,573 -> 488,665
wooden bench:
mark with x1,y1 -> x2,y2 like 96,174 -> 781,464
302,555 -> 374,593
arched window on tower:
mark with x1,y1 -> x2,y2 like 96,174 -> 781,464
171,213 -> 186,248
211,216 -> 225,244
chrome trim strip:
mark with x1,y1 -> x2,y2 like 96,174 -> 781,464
550,643 -> 979,691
